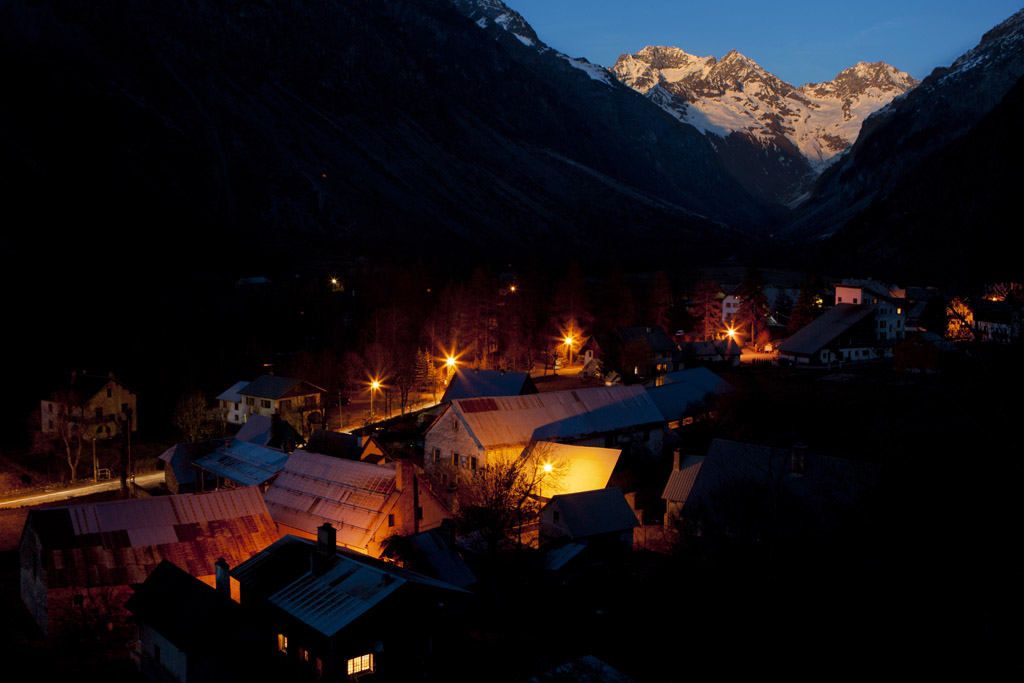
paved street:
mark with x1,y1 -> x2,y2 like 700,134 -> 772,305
0,471 -> 164,509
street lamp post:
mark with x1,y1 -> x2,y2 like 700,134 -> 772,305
369,380 -> 380,421
564,335 -> 574,367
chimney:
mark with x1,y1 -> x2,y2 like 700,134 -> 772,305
790,443 -> 807,477
673,448 -> 682,471
317,522 -> 336,556
215,558 -> 230,599
312,523 -> 336,575
396,458 -> 419,535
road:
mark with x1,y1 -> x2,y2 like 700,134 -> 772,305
0,471 -> 165,509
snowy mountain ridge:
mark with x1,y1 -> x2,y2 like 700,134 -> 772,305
613,47 -> 918,171
450,0 -> 617,85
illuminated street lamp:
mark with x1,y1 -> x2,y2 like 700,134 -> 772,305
443,351 -> 459,384
369,379 -> 381,420
539,461 -> 553,504
563,335 -> 575,367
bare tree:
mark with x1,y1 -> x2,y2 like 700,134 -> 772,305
172,390 -> 214,444
441,442 -> 570,551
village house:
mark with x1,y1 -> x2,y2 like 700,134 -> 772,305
440,367 -> 538,403
305,429 -> 389,464
20,486 -> 278,635
125,560 -> 263,683
678,338 -> 743,367
158,440 -> 222,494
216,381 -> 250,426
218,375 -> 325,433
40,370 -> 137,437
661,439 -> 879,541
263,451 -> 449,558
230,525 -> 468,681
193,439 -> 292,491
613,326 -> 680,376
778,281 -> 906,365
520,441 -> 622,500
423,385 -> 665,484
644,367 -> 735,430
538,487 -> 639,550
893,332 -> 961,373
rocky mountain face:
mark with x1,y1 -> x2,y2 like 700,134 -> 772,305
613,47 -> 917,203
784,8 -> 1024,284
1,0 -> 775,289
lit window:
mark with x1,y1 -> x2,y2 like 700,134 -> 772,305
432,448 -> 440,463
277,633 -> 288,653
347,654 -> 374,676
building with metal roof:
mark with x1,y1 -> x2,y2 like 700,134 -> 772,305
670,439 -> 880,541
223,375 -> 325,434
521,441 -> 621,499
661,453 -> 705,526
216,380 -> 250,425
644,367 -> 734,430
193,440 -> 291,488
439,367 -> 537,403
538,487 -> 639,548
424,385 -> 665,480
263,451 -> 449,557
20,486 -> 279,635
230,528 -> 467,681
778,300 -> 906,365
158,441 -> 223,494
124,559 -> 263,683
235,414 -> 304,451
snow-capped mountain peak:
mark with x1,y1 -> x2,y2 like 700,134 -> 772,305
612,46 -> 918,177
450,0 -> 617,85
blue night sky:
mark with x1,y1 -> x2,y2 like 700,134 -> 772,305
506,0 -> 1022,85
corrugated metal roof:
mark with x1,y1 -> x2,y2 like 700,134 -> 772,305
268,557 -> 404,636
263,451 -> 397,551
523,442 -> 621,496
194,440 -> 290,486
779,303 -> 878,355
450,385 -> 664,450
232,536 -> 468,637
28,487 -> 279,589
661,455 -> 705,503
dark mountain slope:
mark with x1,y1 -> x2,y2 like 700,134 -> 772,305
783,9 -> 1024,283
1,0 -> 772,283
813,74 -> 1024,285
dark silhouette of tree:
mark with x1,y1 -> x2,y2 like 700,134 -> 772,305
735,267 -> 769,348
646,270 -> 674,333
596,261 -> 638,333
689,278 -> 722,341
788,273 -> 826,334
